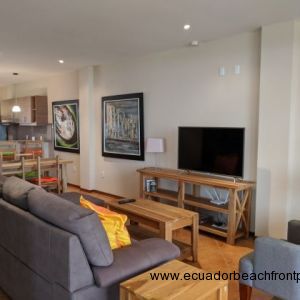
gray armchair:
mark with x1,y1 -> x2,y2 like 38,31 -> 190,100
239,220 -> 300,300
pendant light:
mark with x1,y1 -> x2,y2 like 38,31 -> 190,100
12,105 -> 21,112
12,84 -> 21,113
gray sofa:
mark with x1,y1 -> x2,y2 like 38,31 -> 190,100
0,176 -> 180,300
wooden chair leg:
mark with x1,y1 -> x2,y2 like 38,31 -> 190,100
56,155 -> 61,194
37,156 -> 41,187
21,157 -> 25,180
239,283 -> 252,300
0,155 -> 2,176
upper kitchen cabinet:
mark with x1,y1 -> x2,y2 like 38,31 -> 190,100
0,99 -> 13,122
17,97 -> 32,124
32,96 -> 48,125
0,96 -> 48,125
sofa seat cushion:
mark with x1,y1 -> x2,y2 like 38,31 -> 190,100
92,238 -> 180,287
28,188 -> 113,267
3,176 -> 38,210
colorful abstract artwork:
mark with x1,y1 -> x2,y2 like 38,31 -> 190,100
52,100 -> 80,153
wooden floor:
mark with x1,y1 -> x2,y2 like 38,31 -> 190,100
0,187 -> 273,300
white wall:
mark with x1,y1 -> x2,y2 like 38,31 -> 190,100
288,22 -> 300,222
0,71 -> 81,185
256,21 -> 300,238
0,31 -> 261,231
93,31 -> 261,201
79,67 -> 96,190
0,22 -> 299,237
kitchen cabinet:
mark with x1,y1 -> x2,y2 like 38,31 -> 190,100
17,97 -> 32,124
0,96 -> 48,125
0,99 -> 13,122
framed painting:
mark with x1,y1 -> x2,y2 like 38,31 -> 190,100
52,100 -> 80,153
102,93 -> 144,160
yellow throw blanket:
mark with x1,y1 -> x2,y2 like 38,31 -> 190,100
80,196 -> 131,250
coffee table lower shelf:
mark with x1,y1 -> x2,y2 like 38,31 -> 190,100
128,225 -> 192,262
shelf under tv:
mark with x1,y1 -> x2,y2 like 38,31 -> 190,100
137,167 -> 255,245
144,188 -> 229,214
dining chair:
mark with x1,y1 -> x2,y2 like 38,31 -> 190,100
0,142 -> 17,161
16,153 -> 34,160
30,156 -> 61,194
0,150 -> 16,161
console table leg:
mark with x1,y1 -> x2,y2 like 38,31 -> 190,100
178,181 -> 185,208
227,189 -> 236,245
139,174 -> 144,198
192,214 -> 199,264
245,188 -> 252,238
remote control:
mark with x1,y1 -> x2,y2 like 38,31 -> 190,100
118,198 -> 136,204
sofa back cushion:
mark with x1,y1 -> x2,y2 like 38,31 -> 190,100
3,176 -> 37,210
28,189 -> 113,267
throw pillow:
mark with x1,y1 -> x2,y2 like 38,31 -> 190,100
80,196 -> 131,250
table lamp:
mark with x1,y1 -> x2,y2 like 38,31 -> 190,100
146,138 -> 165,168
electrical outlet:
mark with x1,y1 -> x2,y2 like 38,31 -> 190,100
73,165 -> 77,171
100,170 -> 105,178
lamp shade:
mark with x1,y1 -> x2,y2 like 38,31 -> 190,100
146,138 -> 165,153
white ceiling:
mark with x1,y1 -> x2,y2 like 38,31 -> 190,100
1,0 -> 300,86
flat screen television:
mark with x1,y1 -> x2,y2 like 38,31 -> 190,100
178,127 -> 245,177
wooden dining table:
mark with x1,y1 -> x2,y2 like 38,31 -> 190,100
0,158 -> 73,193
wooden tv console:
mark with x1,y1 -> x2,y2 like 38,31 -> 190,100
137,167 -> 255,245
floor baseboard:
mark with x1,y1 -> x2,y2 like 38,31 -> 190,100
67,183 -> 122,199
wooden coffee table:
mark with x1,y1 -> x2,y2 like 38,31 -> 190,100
108,199 -> 199,263
120,260 -> 228,300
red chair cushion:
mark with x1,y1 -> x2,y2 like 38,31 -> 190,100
31,177 -> 58,183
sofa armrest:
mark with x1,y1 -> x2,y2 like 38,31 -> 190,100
92,238 -> 180,287
253,237 -> 300,300
288,220 -> 300,245
50,228 -> 95,292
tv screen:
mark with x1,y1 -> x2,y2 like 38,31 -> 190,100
178,127 -> 245,177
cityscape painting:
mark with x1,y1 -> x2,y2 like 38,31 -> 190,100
102,93 -> 144,160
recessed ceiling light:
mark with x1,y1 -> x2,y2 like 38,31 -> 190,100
184,24 -> 191,31
58,59 -> 64,64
